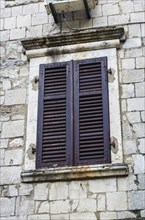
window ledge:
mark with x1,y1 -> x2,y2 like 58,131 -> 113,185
21,163 -> 128,183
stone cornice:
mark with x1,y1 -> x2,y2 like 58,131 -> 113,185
21,26 -> 125,51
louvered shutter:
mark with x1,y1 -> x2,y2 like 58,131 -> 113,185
36,62 -> 73,168
73,57 -> 110,166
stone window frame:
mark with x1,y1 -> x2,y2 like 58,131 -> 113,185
21,27 -> 129,182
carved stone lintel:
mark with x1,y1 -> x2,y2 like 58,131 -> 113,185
21,26 -> 125,51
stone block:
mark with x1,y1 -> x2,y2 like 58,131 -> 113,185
17,15 -> 31,27
10,28 -> 26,40
4,89 -> 26,105
126,112 -> 140,123
4,17 -> 16,29
0,197 -> 15,216
122,58 -> 135,70
28,215 -> 50,220
77,198 -> 96,212
1,217 -> 27,220
0,96 -> 4,105
97,194 -> 106,211
108,14 -> 129,26
136,57 -> 145,69
123,139 -> 137,155
0,139 -> 9,149
43,23 -> 60,36
131,12 -> 145,22
91,5 -> 102,18
0,30 -> 10,41
124,48 -> 142,58
133,123 -> 145,137
102,3 -> 119,16
19,184 -> 33,195
1,121 -> 24,138
0,166 -> 21,184
5,149 -> 23,165
32,13 -> 48,25
138,138 -> 145,154
128,190 -> 145,210
19,67 -> 29,77
50,200 -> 70,214
121,84 -> 134,98
141,23 -> 145,37
100,211 -> 117,220
132,154 -> 145,174
135,82 -> 145,97
117,175 -> 137,191
1,8 -> 11,18
34,183 -> 48,200
89,178 -> 116,193
37,201 -> 50,213
138,173 -> 145,190
107,192 -> 127,211
123,38 -> 142,49
9,138 -> 24,148
26,25 -> 42,38
23,4 -> 38,15
49,182 -> 68,200
39,3 -> 46,13
141,111 -> 145,122
70,212 -> 97,220
127,98 -> 145,111
122,69 -> 144,83
0,149 -> 5,166
12,114 -> 25,120
117,211 -> 136,219
12,6 -> 22,16
0,19 -> 4,30
119,1 -> 134,13
69,181 -> 87,199
121,100 -> 127,112
51,214 -> 69,220
128,24 -> 141,38
8,185 -> 18,197
16,197 -> 34,215
2,79 -> 11,90
134,0 -> 145,12
93,17 -> 107,27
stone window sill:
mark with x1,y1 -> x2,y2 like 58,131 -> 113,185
21,163 -> 128,183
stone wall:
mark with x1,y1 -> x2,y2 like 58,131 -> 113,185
0,0 -> 145,219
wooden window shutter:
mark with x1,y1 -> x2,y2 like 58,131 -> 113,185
36,62 -> 73,168
73,57 -> 110,166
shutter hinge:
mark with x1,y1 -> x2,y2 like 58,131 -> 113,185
107,68 -> 112,74
106,68 -> 112,81
32,147 -> 36,154
34,76 -> 39,83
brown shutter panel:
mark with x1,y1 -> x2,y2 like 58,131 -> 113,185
36,61 -> 73,168
73,57 -> 110,166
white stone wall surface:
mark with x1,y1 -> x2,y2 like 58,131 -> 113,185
0,0 -> 145,219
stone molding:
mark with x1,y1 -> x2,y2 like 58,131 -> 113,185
21,26 -> 125,51
21,163 -> 128,183
25,39 -> 121,59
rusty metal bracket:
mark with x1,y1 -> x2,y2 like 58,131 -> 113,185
49,3 -> 59,23
83,0 -> 91,19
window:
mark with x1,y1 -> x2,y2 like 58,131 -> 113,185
36,57 -> 110,169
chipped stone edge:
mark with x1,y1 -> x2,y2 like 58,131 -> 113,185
21,163 -> 129,183
26,39 -> 121,59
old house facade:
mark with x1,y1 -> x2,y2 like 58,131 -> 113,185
0,0 -> 145,219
